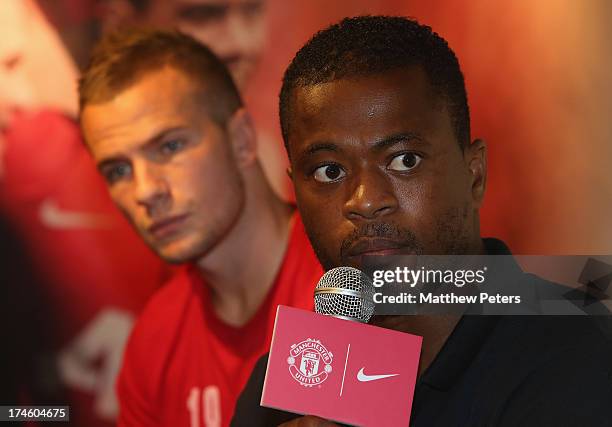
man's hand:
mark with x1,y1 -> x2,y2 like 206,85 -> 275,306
279,415 -> 339,427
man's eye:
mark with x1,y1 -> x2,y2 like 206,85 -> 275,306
313,164 -> 346,183
160,139 -> 185,155
105,163 -> 131,184
387,153 -> 422,172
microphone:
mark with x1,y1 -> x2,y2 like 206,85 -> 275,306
260,267 -> 422,427
314,266 -> 376,323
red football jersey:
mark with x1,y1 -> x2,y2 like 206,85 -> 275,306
0,110 -> 171,427
117,213 -> 323,427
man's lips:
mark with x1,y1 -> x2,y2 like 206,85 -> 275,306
147,214 -> 190,239
346,239 -> 407,257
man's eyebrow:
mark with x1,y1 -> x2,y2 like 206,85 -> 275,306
301,142 -> 339,157
297,133 -> 427,159
371,132 -> 427,151
96,126 -> 185,171
141,126 -> 186,148
97,157 -> 124,172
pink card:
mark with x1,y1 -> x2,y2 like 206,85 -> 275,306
261,306 -> 422,427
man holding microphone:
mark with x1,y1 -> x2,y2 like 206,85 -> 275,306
232,15 -> 612,426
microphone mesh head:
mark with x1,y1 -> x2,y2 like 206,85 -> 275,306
314,267 -> 375,323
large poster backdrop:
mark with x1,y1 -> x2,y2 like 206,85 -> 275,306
242,0 -> 612,254
2,1 -> 611,426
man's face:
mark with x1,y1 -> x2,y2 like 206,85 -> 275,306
287,68 -> 485,270
81,66 -> 245,263
133,0 -> 267,90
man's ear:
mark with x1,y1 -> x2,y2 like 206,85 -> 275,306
227,108 -> 258,167
465,138 -> 487,207
99,0 -> 138,33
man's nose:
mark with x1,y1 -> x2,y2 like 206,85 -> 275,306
343,168 -> 398,221
133,161 -> 169,214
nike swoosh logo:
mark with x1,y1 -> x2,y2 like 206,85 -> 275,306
357,367 -> 399,382
40,199 -> 112,230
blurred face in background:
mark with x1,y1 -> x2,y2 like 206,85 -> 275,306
109,0 -> 268,90
81,67 -> 247,263
0,0 -> 79,177
0,50 -> 18,178
0,52 -> 23,178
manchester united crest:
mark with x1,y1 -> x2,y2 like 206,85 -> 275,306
287,338 -> 333,387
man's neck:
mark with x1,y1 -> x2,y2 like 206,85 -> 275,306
194,166 -> 294,327
371,236 -> 487,375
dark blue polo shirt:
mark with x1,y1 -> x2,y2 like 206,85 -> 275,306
231,239 -> 612,426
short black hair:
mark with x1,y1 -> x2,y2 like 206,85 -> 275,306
79,28 -> 242,126
279,15 -> 470,152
